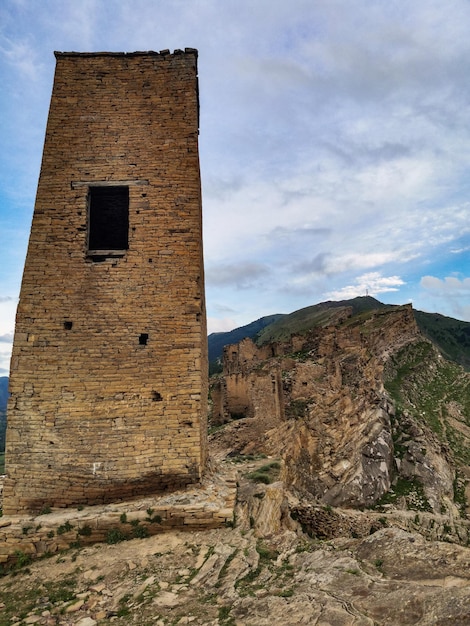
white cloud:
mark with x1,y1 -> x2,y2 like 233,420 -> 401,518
206,262 -> 270,289
421,275 -> 470,294
326,272 -> 405,301
417,275 -> 470,321
207,317 -> 238,335
2,0 -> 470,335
0,332 -> 13,344
0,37 -> 43,81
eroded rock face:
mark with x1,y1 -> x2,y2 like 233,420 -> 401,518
210,305 -> 461,512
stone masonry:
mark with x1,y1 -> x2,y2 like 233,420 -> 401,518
3,50 -> 208,514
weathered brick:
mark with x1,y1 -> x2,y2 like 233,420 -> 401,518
4,50 -> 208,515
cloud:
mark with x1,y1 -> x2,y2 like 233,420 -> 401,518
212,303 -> 237,315
207,317 -> 238,335
205,262 -> 270,289
267,226 -> 332,243
291,253 -> 329,275
2,0 -> 470,337
421,275 -> 470,295
419,276 -> 470,321
0,332 -> 13,344
325,272 -> 405,300
0,37 -> 44,81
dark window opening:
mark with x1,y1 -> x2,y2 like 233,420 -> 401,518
64,321 -> 73,330
88,186 -> 129,252
152,391 -> 163,402
139,333 -> 149,345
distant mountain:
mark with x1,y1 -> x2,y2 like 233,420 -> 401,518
0,377 -> 8,412
208,297 -> 470,373
255,296 -> 388,344
0,377 -> 7,456
208,315 -> 283,374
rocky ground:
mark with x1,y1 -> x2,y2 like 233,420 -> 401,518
2,452 -> 470,626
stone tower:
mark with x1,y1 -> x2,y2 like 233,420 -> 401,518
3,50 -> 208,515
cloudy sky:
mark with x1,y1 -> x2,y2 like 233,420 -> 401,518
1,0 -> 469,375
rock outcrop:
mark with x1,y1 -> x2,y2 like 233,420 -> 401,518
210,303 -> 469,515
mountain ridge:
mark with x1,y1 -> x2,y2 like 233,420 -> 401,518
208,296 -> 470,372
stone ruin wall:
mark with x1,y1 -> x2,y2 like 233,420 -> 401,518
211,338 -> 285,425
210,305 -> 420,429
4,50 -> 208,515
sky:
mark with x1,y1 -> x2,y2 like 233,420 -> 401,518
1,0 -> 470,375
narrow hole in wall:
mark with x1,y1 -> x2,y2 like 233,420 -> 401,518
64,321 -> 73,330
148,258 -> 153,263
139,333 -> 149,345
152,391 -> 163,402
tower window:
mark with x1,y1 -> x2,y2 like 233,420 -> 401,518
88,186 -> 129,252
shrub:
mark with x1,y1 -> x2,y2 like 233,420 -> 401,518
106,527 -> 127,544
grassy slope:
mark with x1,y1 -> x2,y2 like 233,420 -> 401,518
384,340 -> 470,464
255,296 -> 387,344
414,310 -> 470,371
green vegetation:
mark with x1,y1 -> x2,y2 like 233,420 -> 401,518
216,549 -> 238,587
0,575 -> 77,623
227,453 -> 267,464
234,540 -> 296,600
106,527 -> 128,544
246,461 -> 281,484
374,477 -> 432,512
132,523 -> 150,539
256,541 -> 279,562
256,297 -> 386,345
218,604 -> 236,626
117,594 -> 132,617
56,521 -> 74,535
385,340 -> 470,465
453,472 -> 468,517
285,399 -> 309,419
414,310 -> 470,371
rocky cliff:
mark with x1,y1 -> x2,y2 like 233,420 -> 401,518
210,303 -> 470,517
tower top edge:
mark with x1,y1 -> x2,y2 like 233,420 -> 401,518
54,49 -> 198,59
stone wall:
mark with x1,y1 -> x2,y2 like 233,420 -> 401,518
211,339 -> 284,424
0,469 -> 237,570
4,50 -> 208,514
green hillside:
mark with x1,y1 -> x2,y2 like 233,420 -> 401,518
414,310 -> 470,371
208,298 -> 470,374
0,377 -> 8,411
255,296 -> 387,344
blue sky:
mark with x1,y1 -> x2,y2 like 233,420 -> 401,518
0,0 -> 469,375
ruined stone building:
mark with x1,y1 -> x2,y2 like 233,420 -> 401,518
3,50 -> 207,515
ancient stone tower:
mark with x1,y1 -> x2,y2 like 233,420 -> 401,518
3,50 -> 208,515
